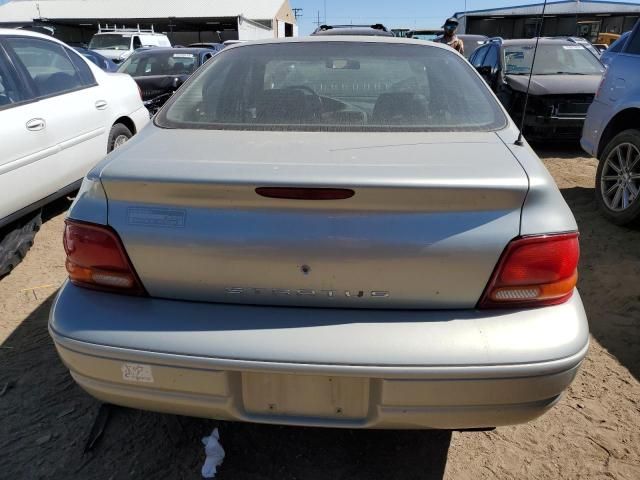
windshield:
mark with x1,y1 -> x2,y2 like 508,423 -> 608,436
504,44 -> 604,75
157,42 -> 506,132
89,34 -> 131,51
118,52 -> 199,77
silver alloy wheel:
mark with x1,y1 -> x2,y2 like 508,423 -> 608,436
113,134 -> 130,149
600,142 -> 640,212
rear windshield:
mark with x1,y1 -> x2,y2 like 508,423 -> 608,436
156,42 -> 506,132
89,34 -> 130,51
504,44 -> 605,75
118,52 -> 199,77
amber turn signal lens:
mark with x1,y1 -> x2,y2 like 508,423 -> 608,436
479,233 -> 579,309
63,220 -> 146,296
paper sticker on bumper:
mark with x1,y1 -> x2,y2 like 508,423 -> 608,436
121,363 -> 154,383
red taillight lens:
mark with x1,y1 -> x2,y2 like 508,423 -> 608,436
478,233 -> 579,309
63,220 -> 146,296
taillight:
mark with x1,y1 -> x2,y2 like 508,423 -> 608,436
478,233 -> 579,309
63,219 -> 146,296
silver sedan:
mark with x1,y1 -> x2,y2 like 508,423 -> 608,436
50,36 -> 588,430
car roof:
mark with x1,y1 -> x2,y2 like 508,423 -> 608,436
501,38 -> 576,47
223,35 -> 455,52
312,25 -> 393,37
408,29 -> 442,34
94,31 -> 167,37
458,34 -> 489,40
130,47 -> 210,55
0,27 -> 65,42
313,28 -> 393,37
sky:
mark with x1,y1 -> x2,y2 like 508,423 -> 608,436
291,0 -> 610,34
1,0 -> 638,33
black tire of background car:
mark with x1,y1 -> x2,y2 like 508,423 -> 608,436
107,123 -> 133,153
0,213 -> 42,278
596,129 -> 640,226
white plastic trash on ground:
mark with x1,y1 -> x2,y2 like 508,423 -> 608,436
201,428 -> 225,478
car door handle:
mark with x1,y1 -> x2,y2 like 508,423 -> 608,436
26,118 -> 46,131
95,100 -> 108,110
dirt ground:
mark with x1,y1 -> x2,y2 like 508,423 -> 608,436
0,145 -> 639,480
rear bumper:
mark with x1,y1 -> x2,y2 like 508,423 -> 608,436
49,282 -> 589,429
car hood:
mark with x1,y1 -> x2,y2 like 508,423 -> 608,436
505,74 -> 602,95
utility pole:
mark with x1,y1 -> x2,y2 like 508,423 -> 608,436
315,10 -> 321,27
292,8 -> 303,21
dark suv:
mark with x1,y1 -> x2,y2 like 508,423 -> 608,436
470,38 -> 605,141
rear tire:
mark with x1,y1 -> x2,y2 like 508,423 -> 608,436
595,129 -> 640,226
107,123 -> 133,153
0,213 -> 42,278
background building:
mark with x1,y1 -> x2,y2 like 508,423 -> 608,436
456,0 -> 639,41
0,0 -> 297,45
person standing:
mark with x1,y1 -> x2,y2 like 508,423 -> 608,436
437,17 -> 464,55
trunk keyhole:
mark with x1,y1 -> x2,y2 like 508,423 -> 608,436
301,265 -> 311,275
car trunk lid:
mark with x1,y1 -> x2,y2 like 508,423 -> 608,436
100,128 -> 528,309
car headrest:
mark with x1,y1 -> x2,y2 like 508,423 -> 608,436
256,89 -> 321,124
372,92 -> 429,125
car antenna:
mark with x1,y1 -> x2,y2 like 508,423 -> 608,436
515,0 -> 549,146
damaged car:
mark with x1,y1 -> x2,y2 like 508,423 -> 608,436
471,38 -> 604,141
118,47 -> 216,115
50,37 -> 589,431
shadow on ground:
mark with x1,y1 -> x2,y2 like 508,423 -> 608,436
530,141 -> 584,159
0,294 -> 451,479
560,186 -> 640,381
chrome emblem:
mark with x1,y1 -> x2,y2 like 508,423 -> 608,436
225,287 -> 390,298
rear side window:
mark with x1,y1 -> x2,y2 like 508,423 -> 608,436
158,42 -> 506,132
65,48 -> 97,86
625,27 -> 640,55
0,50 -> 28,109
5,37 -> 84,97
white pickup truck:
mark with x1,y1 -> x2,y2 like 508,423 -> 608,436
0,29 -> 149,276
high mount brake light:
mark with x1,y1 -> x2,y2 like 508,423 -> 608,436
63,220 -> 146,296
478,233 -> 579,309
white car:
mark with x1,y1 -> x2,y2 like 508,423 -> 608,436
88,27 -> 172,64
0,29 -> 149,276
